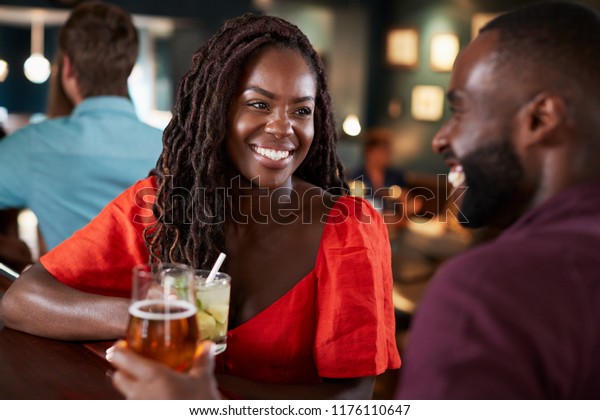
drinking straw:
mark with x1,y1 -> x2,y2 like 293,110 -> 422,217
206,252 -> 227,284
0,262 -> 20,281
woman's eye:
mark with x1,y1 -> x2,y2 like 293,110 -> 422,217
248,101 -> 268,110
295,107 -> 313,116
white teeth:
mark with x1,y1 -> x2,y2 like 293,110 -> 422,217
448,165 -> 466,188
254,146 -> 290,161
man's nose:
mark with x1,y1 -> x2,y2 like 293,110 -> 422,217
431,124 -> 450,154
265,114 -> 293,140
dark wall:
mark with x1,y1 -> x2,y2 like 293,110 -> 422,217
0,25 -> 59,113
0,0 -> 255,31
364,0 -> 600,174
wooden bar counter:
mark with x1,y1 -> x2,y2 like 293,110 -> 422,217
0,277 -> 121,399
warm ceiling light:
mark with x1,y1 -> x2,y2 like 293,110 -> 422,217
24,11 -> 51,84
342,114 -> 361,137
24,54 -> 51,83
0,59 -> 8,82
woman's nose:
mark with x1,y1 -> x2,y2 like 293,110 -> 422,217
265,115 -> 293,140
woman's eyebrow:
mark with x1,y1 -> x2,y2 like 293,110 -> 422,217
244,86 -> 315,103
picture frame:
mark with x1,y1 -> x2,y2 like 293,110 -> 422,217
411,85 -> 445,121
386,27 -> 419,68
430,32 -> 460,72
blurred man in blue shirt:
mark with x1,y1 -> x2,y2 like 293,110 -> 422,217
0,2 -> 162,251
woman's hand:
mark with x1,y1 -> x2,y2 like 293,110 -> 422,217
108,340 -> 222,400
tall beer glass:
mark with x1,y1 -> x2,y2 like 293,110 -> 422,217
126,263 -> 200,372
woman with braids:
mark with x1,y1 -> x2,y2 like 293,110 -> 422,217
1,14 -> 400,399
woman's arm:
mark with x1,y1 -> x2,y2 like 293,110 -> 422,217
0,263 -> 129,340
216,374 -> 375,400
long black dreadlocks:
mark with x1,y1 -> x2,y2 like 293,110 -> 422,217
145,14 -> 348,269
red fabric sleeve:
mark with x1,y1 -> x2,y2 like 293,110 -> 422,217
40,177 -> 157,298
314,196 -> 401,378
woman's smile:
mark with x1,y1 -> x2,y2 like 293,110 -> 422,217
250,145 -> 293,162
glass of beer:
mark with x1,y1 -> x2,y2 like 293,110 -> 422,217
194,270 -> 231,355
125,263 -> 201,372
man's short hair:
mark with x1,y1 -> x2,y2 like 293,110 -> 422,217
480,1 -> 600,102
59,1 -> 138,98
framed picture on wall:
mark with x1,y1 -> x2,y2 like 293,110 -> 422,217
411,85 -> 445,121
430,32 -> 460,72
386,28 -> 419,68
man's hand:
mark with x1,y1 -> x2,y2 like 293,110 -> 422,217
108,340 -> 222,400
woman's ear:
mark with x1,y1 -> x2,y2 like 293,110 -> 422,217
514,92 -> 567,147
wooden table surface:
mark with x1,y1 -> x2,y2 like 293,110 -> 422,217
0,277 -> 122,399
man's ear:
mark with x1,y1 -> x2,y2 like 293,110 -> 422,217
514,92 -> 567,147
61,54 -> 74,79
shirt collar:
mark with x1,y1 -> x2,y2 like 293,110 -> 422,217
71,96 -> 136,118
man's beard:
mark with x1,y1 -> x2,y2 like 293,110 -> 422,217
458,137 -> 524,228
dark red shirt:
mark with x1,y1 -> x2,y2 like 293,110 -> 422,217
396,179 -> 600,399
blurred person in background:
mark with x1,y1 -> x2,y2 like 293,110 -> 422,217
0,1 -> 162,253
349,127 -> 407,211
349,127 -> 416,239
396,1 -> 600,399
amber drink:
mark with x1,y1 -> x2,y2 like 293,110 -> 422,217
126,263 -> 199,371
